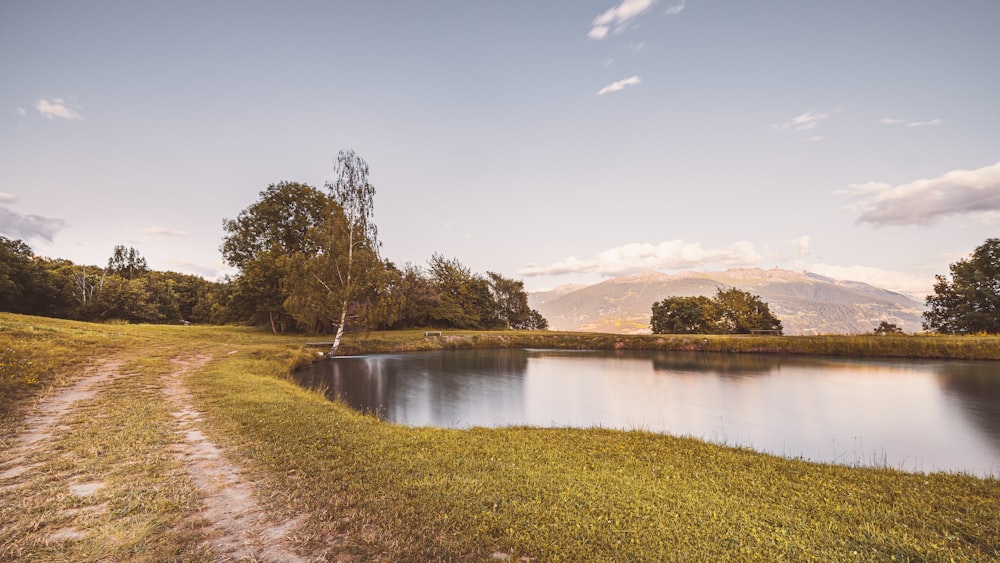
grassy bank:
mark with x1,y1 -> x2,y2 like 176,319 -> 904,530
2,314 -> 998,560
334,328 -> 1000,361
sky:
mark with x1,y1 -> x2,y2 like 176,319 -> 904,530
2,0 -> 999,299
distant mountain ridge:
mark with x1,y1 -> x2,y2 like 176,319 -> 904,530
528,268 -> 926,335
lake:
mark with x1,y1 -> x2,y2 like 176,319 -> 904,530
293,348 -> 1000,477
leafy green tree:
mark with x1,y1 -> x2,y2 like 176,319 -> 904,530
713,287 -> 783,334
107,245 -> 149,279
873,321 -> 904,335
283,197 -> 382,334
524,309 -> 549,330
320,149 -> 381,352
650,295 -> 717,334
650,288 -> 782,335
486,271 -> 540,330
0,237 -> 77,318
222,181 -> 333,332
374,262 -> 434,329
426,254 -> 504,329
88,274 -> 157,322
924,238 -> 1000,334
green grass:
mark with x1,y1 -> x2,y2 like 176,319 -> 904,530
334,328 -> 1000,361
2,314 -> 998,560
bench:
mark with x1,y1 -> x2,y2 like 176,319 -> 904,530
424,331 -> 442,337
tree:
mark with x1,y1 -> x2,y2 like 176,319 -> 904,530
650,287 -> 782,335
873,321 -> 904,335
712,288 -> 783,334
924,238 -> 1000,334
221,182 -> 333,332
650,296 -> 717,334
0,237 -> 77,318
107,245 -> 149,279
326,150 -> 380,352
486,271 -> 546,330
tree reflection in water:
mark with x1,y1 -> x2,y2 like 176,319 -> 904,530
293,349 -> 1000,476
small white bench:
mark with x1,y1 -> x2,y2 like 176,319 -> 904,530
424,331 -> 442,337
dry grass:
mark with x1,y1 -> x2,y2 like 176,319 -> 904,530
2,314 -> 998,561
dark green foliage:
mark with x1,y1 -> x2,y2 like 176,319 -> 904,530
0,236 -> 224,324
713,287 -> 783,334
107,245 -> 149,279
924,238 -> 1000,334
370,258 -> 548,332
221,182 -> 336,332
651,295 -> 717,334
0,237 -> 80,318
651,288 -> 782,335
873,321 -> 904,335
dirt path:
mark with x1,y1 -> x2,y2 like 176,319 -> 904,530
163,355 -> 309,562
0,357 -> 125,485
0,352 -> 316,562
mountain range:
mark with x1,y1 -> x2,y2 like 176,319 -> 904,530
528,268 -> 927,335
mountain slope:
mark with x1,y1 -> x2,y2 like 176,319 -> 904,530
528,268 -> 926,335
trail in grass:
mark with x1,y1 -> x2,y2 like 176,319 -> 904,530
163,354 -> 309,563
0,351 -> 312,562
0,357 -> 124,484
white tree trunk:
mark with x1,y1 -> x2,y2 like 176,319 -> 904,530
330,302 -> 348,355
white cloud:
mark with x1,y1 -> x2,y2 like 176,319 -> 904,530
879,117 -> 942,128
0,193 -> 17,204
589,25 -> 611,40
143,225 -> 191,237
0,207 -> 66,242
519,239 -> 761,277
771,110 -> 830,132
589,0 -> 655,40
841,160 -> 1000,226
792,235 -> 810,256
34,98 -> 83,121
798,262 -> 933,300
598,75 -> 641,95
664,0 -> 686,15
16,107 -> 27,117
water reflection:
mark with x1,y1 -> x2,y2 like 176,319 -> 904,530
298,349 -> 529,427
293,349 -> 1000,476
935,362 -> 1000,454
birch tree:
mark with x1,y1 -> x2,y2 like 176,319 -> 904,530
324,149 -> 380,353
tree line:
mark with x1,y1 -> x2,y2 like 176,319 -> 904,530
1,150 -> 547,343
0,237 -> 223,324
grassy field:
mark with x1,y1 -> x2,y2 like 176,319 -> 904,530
1,313 -> 998,561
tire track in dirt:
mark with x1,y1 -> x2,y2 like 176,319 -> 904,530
164,354 -> 310,563
0,358 -> 124,484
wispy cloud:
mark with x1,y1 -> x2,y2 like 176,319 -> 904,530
34,98 -> 83,121
0,192 -> 17,204
879,117 -> 942,128
0,207 -> 66,242
841,160 -> 1000,226
771,110 -> 830,132
598,75 -> 641,95
588,0 -> 656,40
664,0 -> 686,15
16,107 -> 27,117
519,239 -> 761,277
143,225 -> 191,237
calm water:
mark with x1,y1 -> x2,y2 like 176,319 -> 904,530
293,349 -> 1000,476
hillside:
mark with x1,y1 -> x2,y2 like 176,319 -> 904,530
528,268 -> 927,335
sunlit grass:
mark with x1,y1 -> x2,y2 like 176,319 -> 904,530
2,314 -> 998,560
190,347 -> 1000,560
